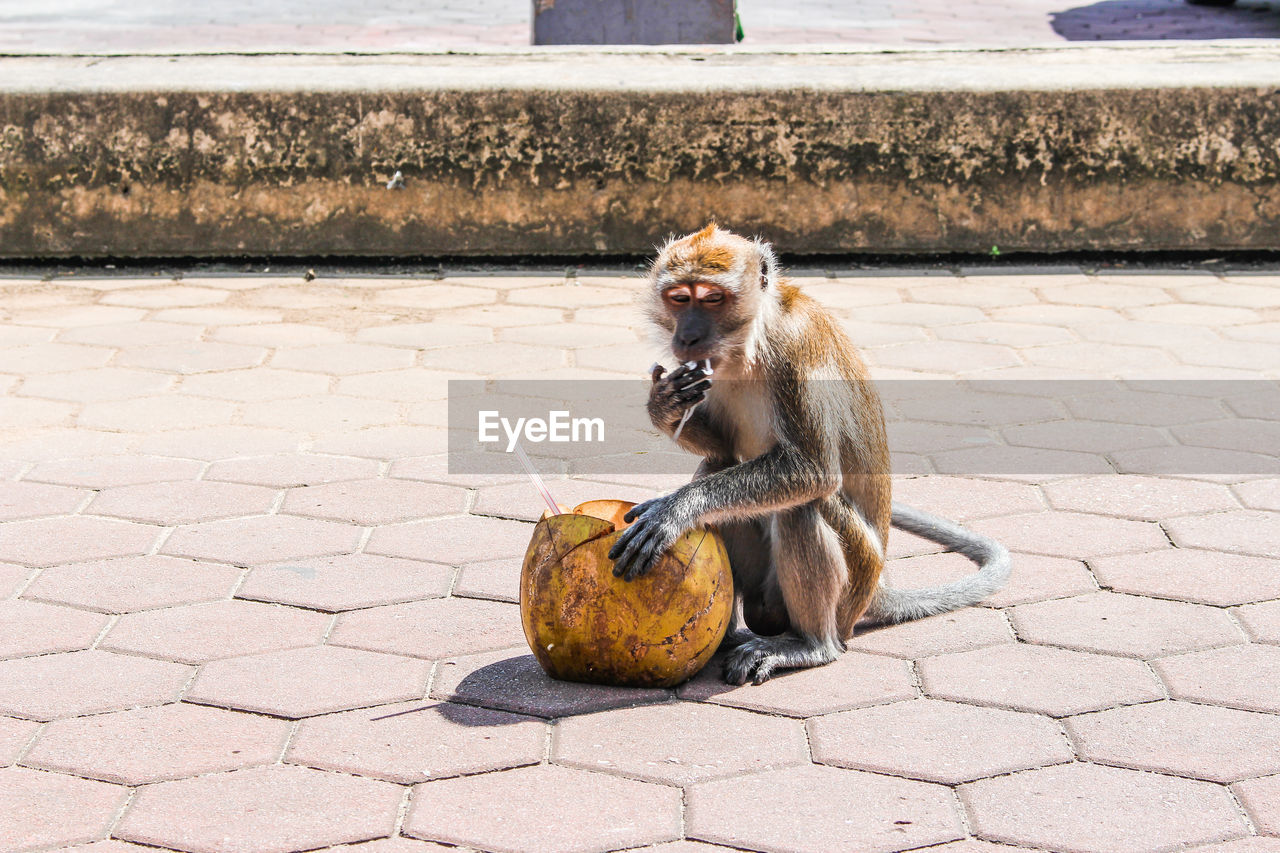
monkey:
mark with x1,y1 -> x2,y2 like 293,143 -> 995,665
608,224 -> 1010,685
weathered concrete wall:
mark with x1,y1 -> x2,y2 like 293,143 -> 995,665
3,49 -> 1280,257
533,0 -> 735,44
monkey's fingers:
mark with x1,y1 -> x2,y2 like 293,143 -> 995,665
673,381 -> 711,404
621,497 -> 662,524
649,363 -> 665,382
673,372 -> 710,392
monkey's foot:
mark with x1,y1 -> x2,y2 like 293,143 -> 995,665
715,629 -> 755,655
722,635 -> 840,685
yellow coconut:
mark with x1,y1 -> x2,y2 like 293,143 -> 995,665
520,499 -> 733,688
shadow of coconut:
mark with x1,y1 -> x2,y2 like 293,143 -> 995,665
1049,0 -> 1280,40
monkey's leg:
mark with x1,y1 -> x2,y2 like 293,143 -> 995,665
714,517 -> 787,653
723,503 -> 847,685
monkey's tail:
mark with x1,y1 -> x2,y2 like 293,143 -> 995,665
863,502 -> 1012,625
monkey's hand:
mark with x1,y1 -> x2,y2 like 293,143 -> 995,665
607,493 -> 696,581
647,362 -> 711,433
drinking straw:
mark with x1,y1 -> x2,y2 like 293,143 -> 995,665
672,359 -> 712,442
513,441 -> 561,516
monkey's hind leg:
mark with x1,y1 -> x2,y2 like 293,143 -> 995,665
723,504 -> 846,685
714,517 -> 784,654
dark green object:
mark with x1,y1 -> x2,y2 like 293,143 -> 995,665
734,3 -> 744,41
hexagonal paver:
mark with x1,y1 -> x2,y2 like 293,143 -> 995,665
241,395 -> 401,431
809,698 -> 1072,784
138,426 -> 301,461
366,515 -> 534,564
373,283 -> 497,310
970,512 -> 1167,559
554,701 -> 807,785
310,426 -> 449,460
0,650 -> 192,721
1190,839 -> 1280,853
1236,478 -> 1280,512
405,764 -> 681,852
282,479 -> 468,524
1066,700 -> 1280,783
678,650 -> 916,717
18,367 -> 173,402
330,598 -> 526,660
419,342 -> 563,375
1090,548 -> 1280,606
506,284 -> 631,309
0,715 -> 38,765
0,342 -> 112,373
961,763 -> 1247,853
0,600 -> 109,659
101,285 -> 229,308
23,703 -> 289,784
0,766 -> 129,851
1235,600 -> 1280,644
688,763 -> 962,853
1010,592 -> 1243,658
356,320 -> 492,348
270,343 -> 415,374
846,607 -> 1013,658
115,341 -> 267,373
473,479 -> 658,522
890,476 -> 1044,521
1165,510 -> 1280,558
79,395 -> 240,431
288,700 -> 545,783
101,600 -> 330,664
22,555 -> 242,613
117,765 -> 402,853
315,841 -> 458,853
919,644 -> 1163,717
204,453 -> 382,487
61,320 -> 202,347
162,515 -> 362,565
238,554 -> 453,612
1153,644 -> 1280,713
431,649 -> 670,717
336,368 -> 472,402
0,481 -> 88,520
1234,774 -> 1280,836
0,515 -> 158,567
23,454 -> 204,488
453,556 -> 520,603
186,645 -> 429,718
1043,475 -> 1239,521
88,480 -> 278,524
885,550 -> 1096,608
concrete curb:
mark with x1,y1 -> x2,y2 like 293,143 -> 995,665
3,45 -> 1280,258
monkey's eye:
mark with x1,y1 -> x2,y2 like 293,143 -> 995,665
667,291 -> 691,304
701,292 -> 725,305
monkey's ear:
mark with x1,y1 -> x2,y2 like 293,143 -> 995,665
755,239 -> 780,290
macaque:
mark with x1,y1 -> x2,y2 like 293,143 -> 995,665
609,224 -> 1010,685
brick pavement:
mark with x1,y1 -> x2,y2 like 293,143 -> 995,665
0,266 -> 1279,851
1,0 -> 1277,53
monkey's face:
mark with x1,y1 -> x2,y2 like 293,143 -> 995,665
662,282 -> 733,364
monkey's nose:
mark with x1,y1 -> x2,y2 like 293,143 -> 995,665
676,330 -> 703,348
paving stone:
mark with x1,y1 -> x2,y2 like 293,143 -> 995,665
970,511 -> 1167,558
810,698 -> 1072,784
0,715 -> 38,765
188,645 -> 429,718
0,515 -> 158,567
310,426 -> 450,460
0,650 -> 192,721
1235,478 -> 1280,512
1041,281 -> 1174,307
24,703 -> 289,784
621,843 -> 740,853
678,650 -> 916,717
506,283 -> 633,309
884,550 -> 1096,608
908,281 -> 1038,307
1004,421 -> 1169,456
0,395 -> 76,429
1042,474 -> 1239,521
992,304 -> 1125,327
315,841 -> 457,853
22,555 -> 241,613
101,599 -> 330,664
919,644 -> 1163,716
152,306 -> 284,325
1065,700 -> 1280,783
270,342 -> 416,374
1025,342 -> 1176,374
79,394 -> 239,431
211,321 -> 346,346
89,480 -> 278,524
930,445 -> 1113,480
1234,600 -> 1280,644
0,561 -> 29,597
0,600 -> 108,659
101,285 -> 229,308
444,274 -> 560,291
961,763 -> 1247,853
937,320 -> 1075,347
115,341 -> 267,373
0,481 -> 87,520
366,514 -> 534,564
60,320 -> 204,346
330,597 -> 525,660
282,478 -> 468,524
179,367 -> 331,400
162,514 -> 362,565
239,553 -> 453,612
431,648 -> 670,717
502,321 -> 629,347
872,341 -> 1022,373
0,766 -> 129,851
117,764 -> 403,853
204,453 -> 380,487
405,764 -> 681,852
0,343 -> 113,373
288,700 -> 545,783
138,425 -> 302,459
1063,386 -> 1227,427
1191,839 -> 1280,853
847,607 -> 1013,658
1234,775 -> 1280,836
241,394 -> 402,431
436,303 -> 565,328
23,454 -> 203,488
1129,303 -> 1260,325
889,476 -> 1044,520
18,367 -> 172,402
1010,591 -> 1242,658
356,320 -> 493,348
336,367 -> 473,401
1153,644 -> 1280,713
554,701 -> 808,785
473,479 -> 657,522
453,556 -> 520,603
688,763 -> 962,853
1165,510 -> 1280,558
241,284 -> 365,310
373,283 -> 498,310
